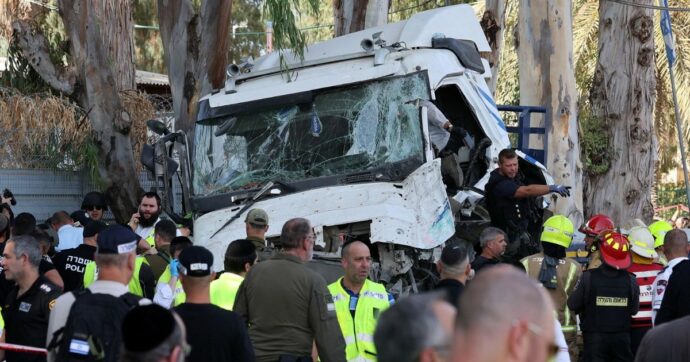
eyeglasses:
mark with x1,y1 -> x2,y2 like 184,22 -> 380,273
513,320 -> 560,359
85,206 -> 103,211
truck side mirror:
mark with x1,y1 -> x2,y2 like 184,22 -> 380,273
146,119 -> 170,136
141,144 -> 155,173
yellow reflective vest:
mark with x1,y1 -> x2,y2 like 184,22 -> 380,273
210,272 -> 244,310
328,278 -> 391,362
157,266 -> 185,307
83,256 -> 149,297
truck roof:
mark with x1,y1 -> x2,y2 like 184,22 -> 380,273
251,4 -> 489,74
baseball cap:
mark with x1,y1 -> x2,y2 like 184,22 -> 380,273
96,224 -> 139,254
245,208 -> 269,226
178,246 -> 214,277
122,304 -> 177,353
441,241 -> 472,266
83,220 -> 107,238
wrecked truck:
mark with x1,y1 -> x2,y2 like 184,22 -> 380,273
144,4 -> 555,293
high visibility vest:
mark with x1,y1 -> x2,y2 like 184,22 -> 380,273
157,267 -> 185,306
522,253 -> 581,333
83,256 -> 149,297
328,278 -> 390,362
210,272 -> 244,310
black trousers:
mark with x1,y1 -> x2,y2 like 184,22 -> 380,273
583,332 -> 633,362
630,326 -> 651,357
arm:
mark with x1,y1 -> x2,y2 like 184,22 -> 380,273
514,184 -> 551,199
567,273 -> 587,313
43,269 -> 64,290
230,314 -> 256,362
310,278 -> 346,362
629,275 -> 640,315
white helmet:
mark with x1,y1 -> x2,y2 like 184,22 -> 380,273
628,226 -> 658,259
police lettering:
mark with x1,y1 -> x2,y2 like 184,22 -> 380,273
595,296 -> 628,307
66,256 -> 90,265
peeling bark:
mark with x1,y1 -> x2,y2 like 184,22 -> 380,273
482,0 -> 506,94
334,0 -> 389,37
157,0 -> 233,148
518,0 -> 583,225
585,1 -> 657,223
11,20 -> 76,94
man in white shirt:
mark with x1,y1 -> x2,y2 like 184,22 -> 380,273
128,192 -> 163,251
50,211 -> 84,252
651,229 -> 690,325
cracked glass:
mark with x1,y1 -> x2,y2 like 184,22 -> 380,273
193,72 -> 430,197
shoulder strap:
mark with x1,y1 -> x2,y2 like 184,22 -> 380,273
47,288 -> 92,351
119,292 -> 142,308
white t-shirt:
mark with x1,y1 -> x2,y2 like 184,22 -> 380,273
56,224 -> 85,251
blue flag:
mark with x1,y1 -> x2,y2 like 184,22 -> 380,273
660,0 -> 676,66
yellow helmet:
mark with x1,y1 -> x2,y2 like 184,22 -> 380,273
541,215 -> 574,248
628,226 -> 658,259
648,220 -> 673,249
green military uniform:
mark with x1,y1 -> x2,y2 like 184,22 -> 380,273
522,252 -> 582,361
210,272 -> 244,310
234,253 -> 346,362
328,278 -> 390,362
247,236 -> 275,262
145,244 -> 173,281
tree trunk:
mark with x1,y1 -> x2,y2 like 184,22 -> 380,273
55,0 -> 142,223
585,0 -> 657,223
157,0 -> 232,148
333,0 -> 389,37
518,0 -> 583,226
481,0 -> 506,95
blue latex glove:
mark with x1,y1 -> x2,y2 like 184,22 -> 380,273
170,259 -> 179,278
549,184 -> 571,197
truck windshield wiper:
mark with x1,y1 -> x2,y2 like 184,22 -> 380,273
210,180 -> 289,238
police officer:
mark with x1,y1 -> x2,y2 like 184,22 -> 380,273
328,241 -> 393,362
579,214 -> 615,270
522,215 -> 582,362
234,218 -> 346,362
81,191 -> 108,222
52,221 -> 106,292
210,239 -> 257,310
568,231 -> 640,361
2,234 -> 61,362
485,149 -> 570,261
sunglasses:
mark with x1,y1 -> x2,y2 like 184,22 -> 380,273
85,206 -> 103,211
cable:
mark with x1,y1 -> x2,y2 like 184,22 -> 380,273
606,0 -> 690,12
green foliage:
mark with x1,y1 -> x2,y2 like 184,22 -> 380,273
655,184 -> 689,220
579,109 -> 610,175
132,0 -> 166,73
229,0 -> 266,64
263,0 -> 319,68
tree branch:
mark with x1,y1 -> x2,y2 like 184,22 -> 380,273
11,19 -> 76,95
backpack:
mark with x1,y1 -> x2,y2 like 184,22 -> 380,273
48,289 -> 141,362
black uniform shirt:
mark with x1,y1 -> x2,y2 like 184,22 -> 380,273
52,244 -> 97,292
485,169 -> 530,231
0,242 -> 58,306
2,275 -> 62,362
174,303 -> 255,362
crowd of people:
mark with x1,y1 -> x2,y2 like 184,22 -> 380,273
0,149 -> 686,362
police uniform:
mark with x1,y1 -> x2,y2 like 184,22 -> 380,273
523,252 -> 581,361
567,267 -> 640,361
210,272 -> 244,310
234,252 -> 346,362
484,168 -> 532,260
651,256 -> 688,324
3,275 -> 61,362
328,278 -> 392,362
52,244 -> 96,292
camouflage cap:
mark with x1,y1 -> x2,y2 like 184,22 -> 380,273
245,208 -> 269,227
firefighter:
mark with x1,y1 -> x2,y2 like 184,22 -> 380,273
649,220 -> 673,266
567,231 -> 640,361
522,215 -> 581,362
578,214 -> 615,270
626,226 -> 663,356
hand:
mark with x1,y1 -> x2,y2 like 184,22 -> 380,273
129,213 -> 140,229
170,259 -> 179,278
549,184 -> 571,197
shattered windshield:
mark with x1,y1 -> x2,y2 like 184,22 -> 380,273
193,72 -> 429,197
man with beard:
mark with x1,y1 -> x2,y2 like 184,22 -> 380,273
129,192 -> 164,251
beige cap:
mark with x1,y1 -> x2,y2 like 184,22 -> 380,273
245,208 -> 269,226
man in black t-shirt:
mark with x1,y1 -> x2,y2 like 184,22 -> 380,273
52,221 -> 105,292
471,227 -> 507,274
174,246 -> 254,362
1,234 -> 62,362
484,149 -> 570,261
